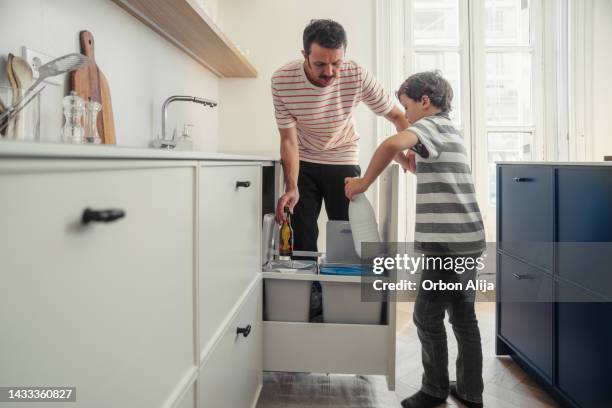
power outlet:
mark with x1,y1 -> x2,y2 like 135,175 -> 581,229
21,47 -> 60,85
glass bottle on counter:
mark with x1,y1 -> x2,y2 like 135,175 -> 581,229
278,206 -> 293,260
84,97 -> 102,144
61,91 -> 84,144
175,124 -> 193,151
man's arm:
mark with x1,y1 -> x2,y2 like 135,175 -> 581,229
344,130 -> 419,200
276,126 -> 300,224
384,105 -> 411,132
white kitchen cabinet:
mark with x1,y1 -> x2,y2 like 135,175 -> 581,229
198,279 -> 262,408
0,160 -> 196,408
198,163 -> 262,357
0,143 -> 398,407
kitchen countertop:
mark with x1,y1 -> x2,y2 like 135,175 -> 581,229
0,140 -> 278,162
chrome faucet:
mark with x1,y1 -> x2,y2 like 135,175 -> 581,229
154,95 -> 218,148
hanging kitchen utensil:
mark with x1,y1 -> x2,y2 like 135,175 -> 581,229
10,55 -> 33,139
0,92 -> 7,137
0,86 -> 45,136
0,53 -> 91,123
6,54 -> 18,138
70,30 -> 116,144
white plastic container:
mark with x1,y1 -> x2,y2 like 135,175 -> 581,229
320,281 -> 382,325
348,193 -> 381,257
264,268 -> 315,322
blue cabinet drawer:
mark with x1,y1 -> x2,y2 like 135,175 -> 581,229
557,282 -> 612,408
497,165 -> 554,271
498,254 -> 553,380
557,168 -> 612,298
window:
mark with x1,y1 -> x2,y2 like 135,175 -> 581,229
405,0 -> 543,236
408,0 -> 465,127
413,0 -> 459,46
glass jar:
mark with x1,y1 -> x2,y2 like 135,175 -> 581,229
0,85 -> 41,141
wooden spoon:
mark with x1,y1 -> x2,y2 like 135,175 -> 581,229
6,53 -> 18,138
10,55 -> 33,139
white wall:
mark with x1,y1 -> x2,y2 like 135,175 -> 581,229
592,0 -> 612,159
0,0 -> 220,150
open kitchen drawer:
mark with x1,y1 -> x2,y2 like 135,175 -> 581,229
261,271 -> 397,391
259,165 -> 401,391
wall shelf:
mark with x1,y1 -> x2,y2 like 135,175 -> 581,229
111,0 -> 257,78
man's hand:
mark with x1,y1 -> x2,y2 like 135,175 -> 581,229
344,177 -> 369,201
394,150 -> 417,174
275,189 -> 299,224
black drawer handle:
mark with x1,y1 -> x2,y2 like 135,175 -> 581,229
513,273 -> 528,280
237,324 -> 251,338
82,208 -> 126,225
512,177 -> 532,182
236,181 -> 251,188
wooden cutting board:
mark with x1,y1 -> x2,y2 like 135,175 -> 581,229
70,30 -> 116,144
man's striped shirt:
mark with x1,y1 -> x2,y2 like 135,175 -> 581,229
409,112 -> 486,255
272,59 -> 394,165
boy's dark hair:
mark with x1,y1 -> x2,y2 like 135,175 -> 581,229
397,71 -> 453,112
303,19 -> 347,55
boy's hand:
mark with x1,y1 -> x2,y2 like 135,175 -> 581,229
344,177 -> 368,200
394,150 -> 417,174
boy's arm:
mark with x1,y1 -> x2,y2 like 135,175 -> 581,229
384,106 -> 411,132
344,130 -> 419,200
394,150 -> 417,174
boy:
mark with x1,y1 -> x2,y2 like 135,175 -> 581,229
344,71 -> 485,408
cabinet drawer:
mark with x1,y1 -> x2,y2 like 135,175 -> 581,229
199,164 -> 261,351
0,161 -> 195,407
498,254 -> 553,380
498,165 -> 553,270
557,168 -> 612,298
557,283 -> 612,408
199,281 -> 262,408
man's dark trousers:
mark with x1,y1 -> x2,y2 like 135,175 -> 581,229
292,160 -> 361,253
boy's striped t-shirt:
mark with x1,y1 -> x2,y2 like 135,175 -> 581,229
408,112 -> 486,255
271,60 -> 394,165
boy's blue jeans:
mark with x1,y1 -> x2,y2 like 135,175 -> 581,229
413,255 -> 484,403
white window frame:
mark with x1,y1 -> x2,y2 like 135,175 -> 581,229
402,0 -> 545,238
568,0 -> 595,162
404,0 -> 473,164
472,0 -> 545,237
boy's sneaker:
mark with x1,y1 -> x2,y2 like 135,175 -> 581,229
449,381 -> 483,408
400,390 -> 446,408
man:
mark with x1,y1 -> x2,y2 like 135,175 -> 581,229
272,19 -> 410,254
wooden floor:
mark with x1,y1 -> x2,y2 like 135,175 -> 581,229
257,302 -> 560,407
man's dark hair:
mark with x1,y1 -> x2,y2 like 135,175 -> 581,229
397,71 -> 453,112
303,19 -> 347,55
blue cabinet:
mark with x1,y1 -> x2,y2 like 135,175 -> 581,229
498,254 -> 553,380
557,168 -> 612,298
556,281 -> 612,408
497,164 -> 612,408
498,165 -> 554,271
